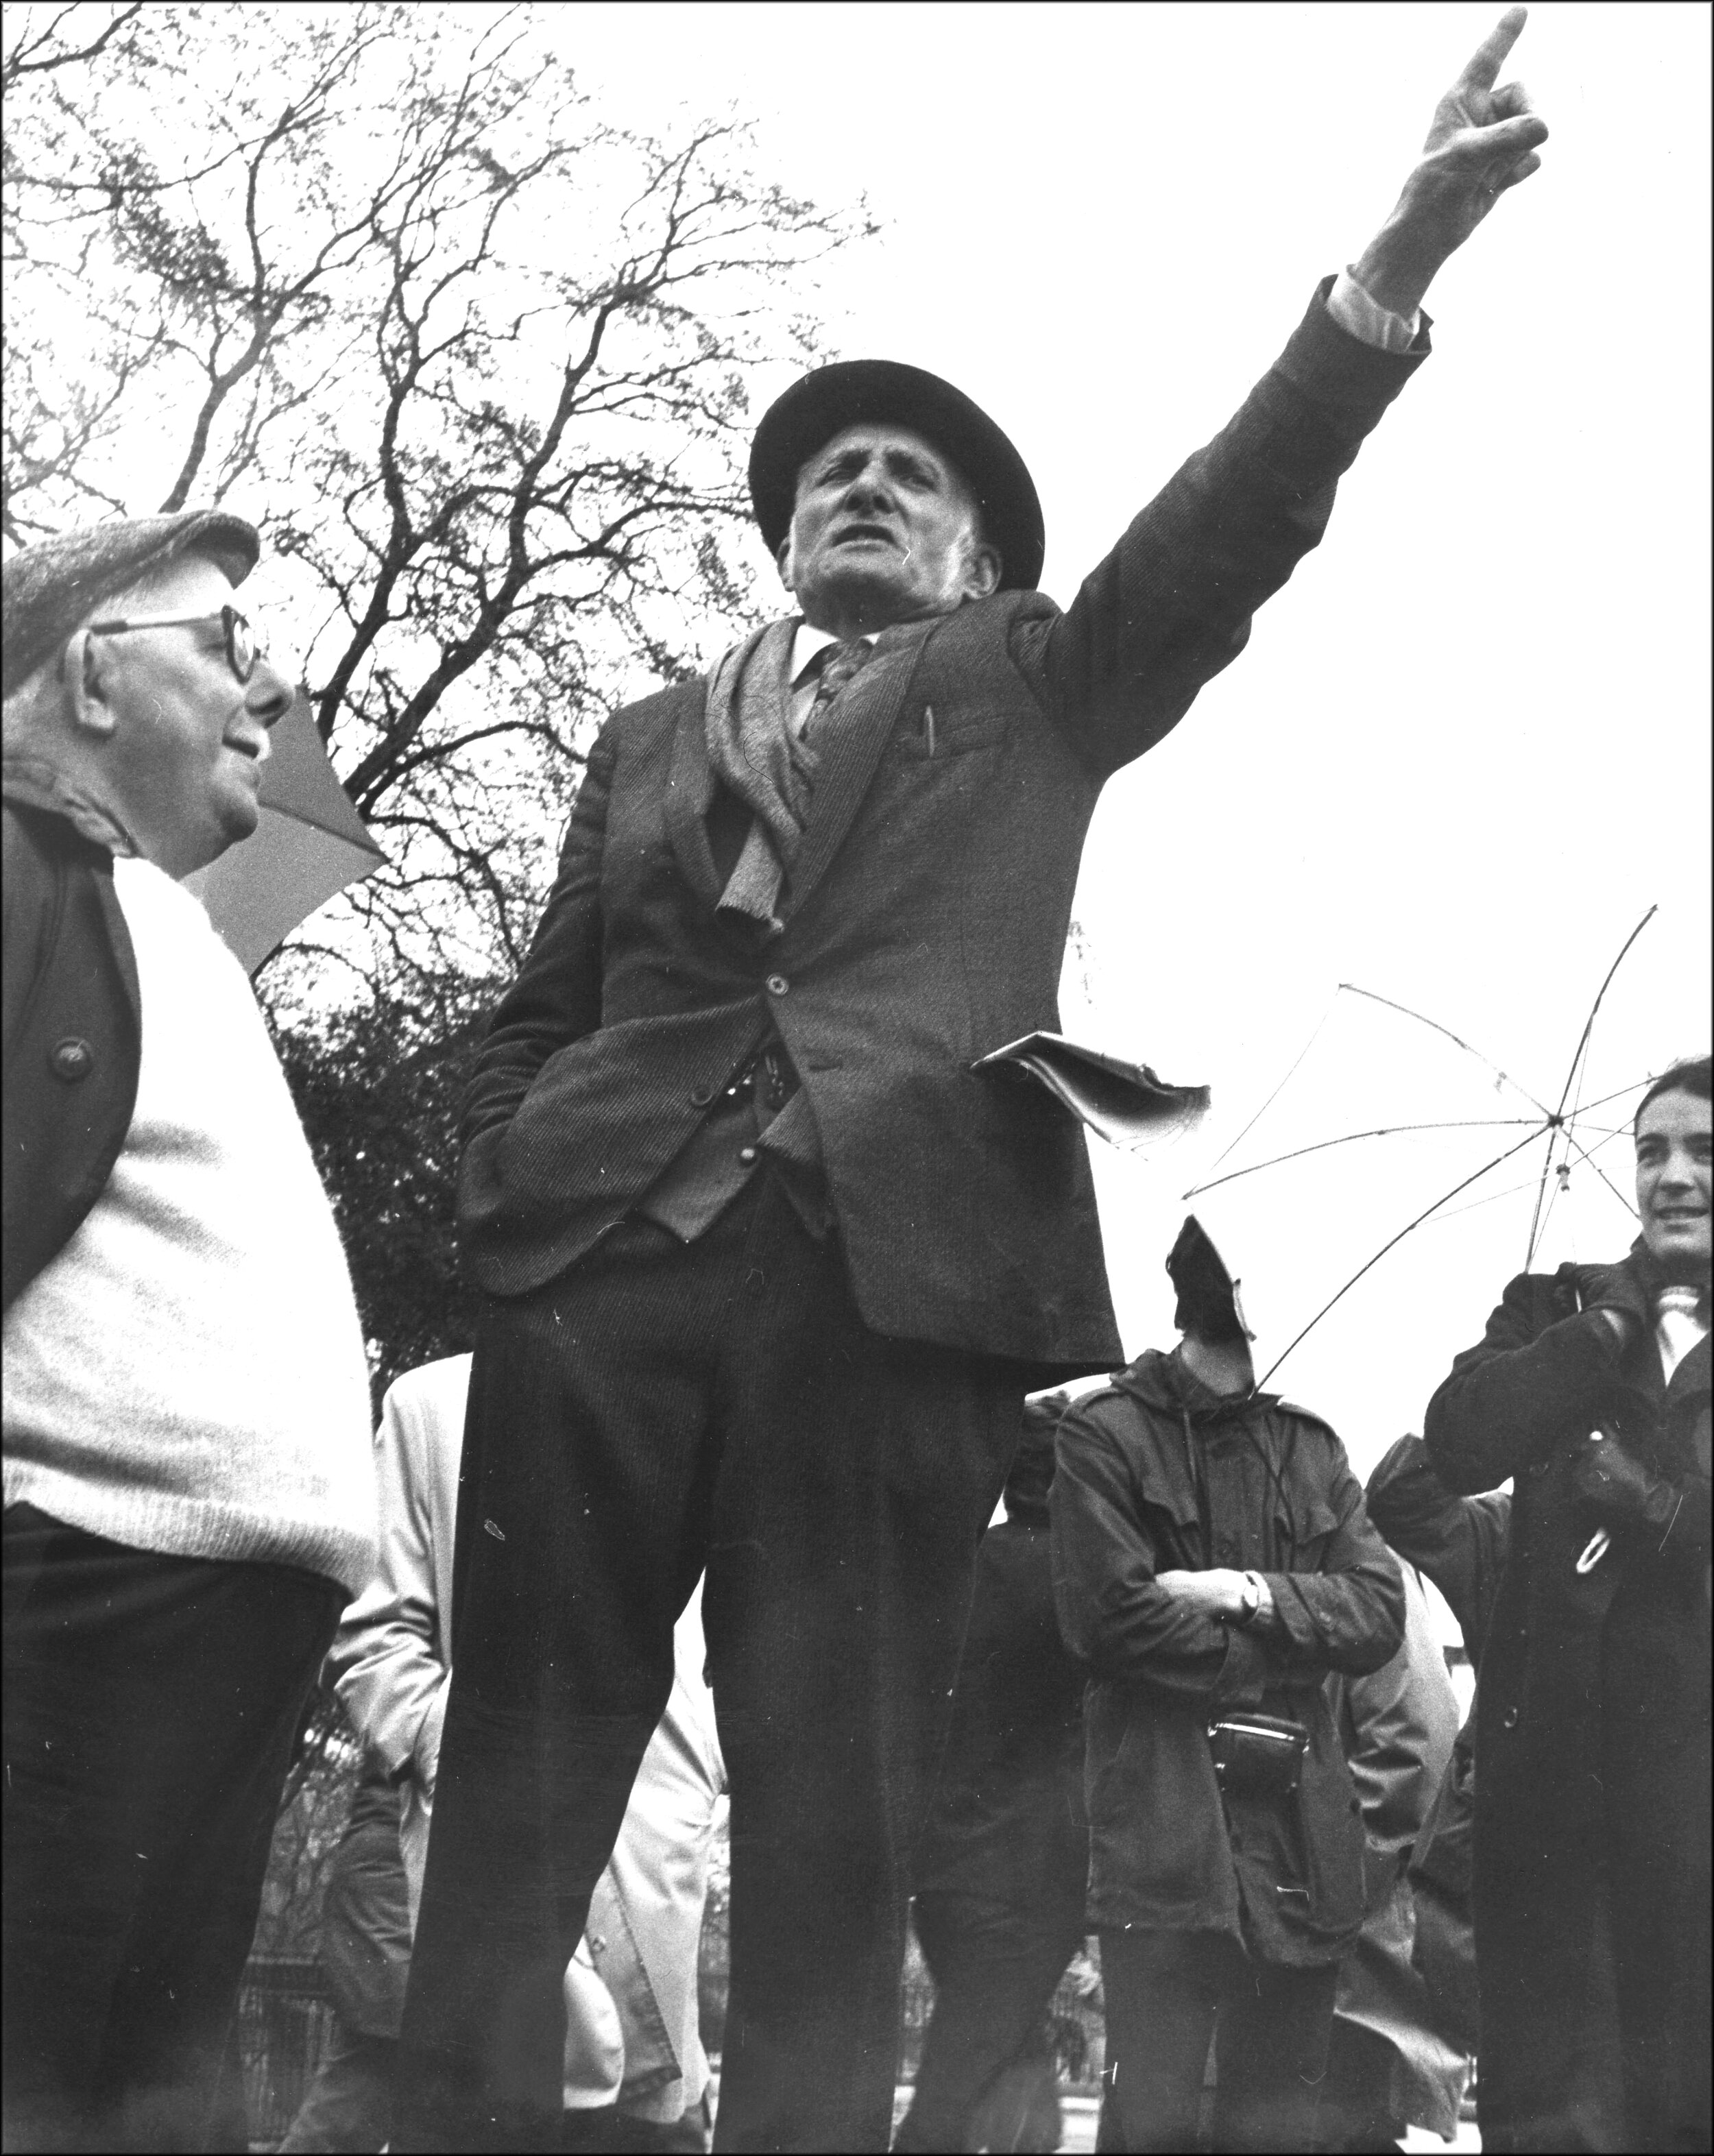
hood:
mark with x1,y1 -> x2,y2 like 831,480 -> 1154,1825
1115,1345 -> 1279,1426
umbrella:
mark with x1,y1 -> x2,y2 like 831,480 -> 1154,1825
1175,910 -> 1661,1405
182,690 -> 386,974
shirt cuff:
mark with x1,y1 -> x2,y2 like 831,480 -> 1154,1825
1328,267 -> 1423,354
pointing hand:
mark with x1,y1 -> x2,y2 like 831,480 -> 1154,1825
1351,8 -> 1549,319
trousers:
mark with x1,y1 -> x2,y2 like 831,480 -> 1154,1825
893,1893 -> 1086,2154
1,1506 -> 341,2153
395,1174 -> 1021,2153
1098,1928 -> 1338,2154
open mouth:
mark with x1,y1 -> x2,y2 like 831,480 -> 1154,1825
833,522 -> 896,547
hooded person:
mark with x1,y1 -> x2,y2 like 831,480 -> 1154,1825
2,512 -> 377,2152
1050,1219 -> 1404,2153
394,23 -> 1547,2147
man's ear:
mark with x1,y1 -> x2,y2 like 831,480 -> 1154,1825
961,539 -> 1003,603
64,629 -> 120,739
775,531 -> 797,594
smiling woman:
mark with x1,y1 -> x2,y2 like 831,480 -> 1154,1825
1423,1052 -> 1710,2152
1634,1061 -> 1714,1283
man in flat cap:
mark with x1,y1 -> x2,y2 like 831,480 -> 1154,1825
400,14 -> 1545,2149
1051,1220 -> 1403,2151
2,511 -> 378,2151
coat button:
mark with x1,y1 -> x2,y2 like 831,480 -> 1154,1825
1501,1706 -> 1519,1730
690,1084 -> 716,1108
49,1037 -> 95,1081
765,973 -> 789,995
738,1146 -> 758,1165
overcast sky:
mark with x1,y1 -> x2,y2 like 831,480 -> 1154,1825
550,0 -> 1711,1464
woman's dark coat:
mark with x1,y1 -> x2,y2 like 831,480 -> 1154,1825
1424,1258 -> 1711,2153
1051,1348 -> 1403,1965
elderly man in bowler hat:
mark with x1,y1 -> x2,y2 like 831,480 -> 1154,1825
398,16 -> 1547,2149
2,513 -> 378,2150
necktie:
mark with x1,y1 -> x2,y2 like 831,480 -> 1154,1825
804,638 -> 871,735
1656,1285 -> 1709,1383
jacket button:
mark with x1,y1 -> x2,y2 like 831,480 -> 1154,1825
738,1146 -> 758,1165
1501,1706 -> 1519,1730
49,1037 -> 95,1082
690,1084 -> 716,1108
765,973 -> 789,995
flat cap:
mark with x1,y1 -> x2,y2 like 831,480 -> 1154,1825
749,359 -> 1045,593
3,509 -> 260,696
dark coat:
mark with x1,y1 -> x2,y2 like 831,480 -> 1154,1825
1366,1433 -> 1510,1659
1423,1262 -> 1712,2150
915,1514 -> 1087,1926
456,287 -> 1426,1369
1050,1349 -> 1404,1963
1,788 -> 141,1312
1366,1433 -> 1512,2061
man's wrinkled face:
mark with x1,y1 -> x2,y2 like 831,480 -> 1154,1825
777,424 -> 1000,632
79,553 -> 292,878
1635,1089 -> 1712,1281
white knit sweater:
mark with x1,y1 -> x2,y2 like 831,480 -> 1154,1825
3,857 -> 377,1594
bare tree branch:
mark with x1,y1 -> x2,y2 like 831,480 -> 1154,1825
3,3 -> 876,984
1,1 -> 142,85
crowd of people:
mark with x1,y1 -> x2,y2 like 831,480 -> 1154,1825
3,9 -> 1709,2153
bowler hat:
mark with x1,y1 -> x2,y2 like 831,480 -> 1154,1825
3,509 -> 260,696
749,360 -> 1045,592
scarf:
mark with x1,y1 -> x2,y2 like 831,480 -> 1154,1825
703,618 -> 815,932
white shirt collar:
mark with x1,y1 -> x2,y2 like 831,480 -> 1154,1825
788,620 -> 876,688
1656,1285 -> 1709,1384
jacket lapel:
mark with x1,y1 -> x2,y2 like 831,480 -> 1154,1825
780,619 -> 934,923
662,679 -> 722,913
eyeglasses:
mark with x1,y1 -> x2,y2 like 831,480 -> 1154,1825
85,605 -> 264,686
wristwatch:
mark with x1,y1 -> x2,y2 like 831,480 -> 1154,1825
1236,1571 -> 1264,1627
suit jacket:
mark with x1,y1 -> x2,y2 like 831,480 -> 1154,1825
459,284 -> 1426,1368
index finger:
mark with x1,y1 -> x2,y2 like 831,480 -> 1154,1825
1458,4 -> 1528,93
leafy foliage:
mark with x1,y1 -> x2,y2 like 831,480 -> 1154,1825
252,1682 -> 363,1964
270,974 -> 501,1402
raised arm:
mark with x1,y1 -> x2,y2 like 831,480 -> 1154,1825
1022,8 -> 1547,778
